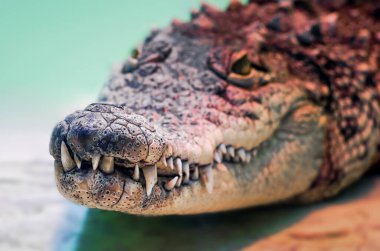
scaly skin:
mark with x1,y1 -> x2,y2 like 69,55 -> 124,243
49,0 -> 380,215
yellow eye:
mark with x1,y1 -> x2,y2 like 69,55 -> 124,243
231,54 -> 252,75
228,53 -> 272,89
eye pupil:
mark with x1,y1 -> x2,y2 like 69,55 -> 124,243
231,55 -> 251,75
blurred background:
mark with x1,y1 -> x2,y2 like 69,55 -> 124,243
1,0 -> 233,162
1,1 -> 379,251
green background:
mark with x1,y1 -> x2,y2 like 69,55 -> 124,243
0,0 -> 233,133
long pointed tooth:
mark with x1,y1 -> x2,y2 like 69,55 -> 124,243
200,164 -> 213,193
191,166 -> 199,180
100,156 -> 114,174
219,144 -> 227,155
237,149 -> 246,162
133,164 -> 140,181
142,165 -> 157,197
74,154 -> 81,169
161,155 -> 167,167
175,158 -> 182,176
227,146 -> 235,158
183,161 -> 190,183
61,142 -> 76,172
175,175 -> 183,187
164,176 -> 178,190
214,151 -> 222,163
167,157 -> 174,170
92,154 -> 101,170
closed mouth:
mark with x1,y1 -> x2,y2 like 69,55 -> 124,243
59,140 -> 261,196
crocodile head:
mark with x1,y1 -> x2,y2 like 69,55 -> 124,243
49,3 -> 332,215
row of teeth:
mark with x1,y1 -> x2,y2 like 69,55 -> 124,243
60,142 -> 258,197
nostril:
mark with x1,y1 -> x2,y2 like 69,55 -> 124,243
66,114 -> 107,159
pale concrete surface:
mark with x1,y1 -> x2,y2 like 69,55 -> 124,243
0,160 -> 85,251
0,129 -> 86,251
1,161 -> 61,250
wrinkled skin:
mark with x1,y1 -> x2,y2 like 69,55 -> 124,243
50,0 -> 380,215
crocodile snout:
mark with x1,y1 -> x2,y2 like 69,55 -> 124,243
67,109 -> 150,163
50,103 -> 166,167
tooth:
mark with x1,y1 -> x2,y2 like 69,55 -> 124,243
74,154 -> 81,169
175,175 -> 183,187
191,166 -> 199,180
219,144 -> 227,155
167,157 -> 174,170
161,155 -> 167,167
175,158 -> 182,176
183,161 -> 190,182
61,142 -> 76,172
200,164 -> 213,193
252,149 -> 257,157
133,164 -> 140,181
92,154 -> 101,170
142,165 -> 157,197
227,146 -> 235,158
245,151 -> 252,163
214,151 -> 222,163
164,176 -> 178,190
237,149 -> 246,162
100,156 -> 114,174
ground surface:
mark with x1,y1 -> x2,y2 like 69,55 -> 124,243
245,171 -> 380,251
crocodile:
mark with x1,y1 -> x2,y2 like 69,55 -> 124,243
49,0 -> 380,215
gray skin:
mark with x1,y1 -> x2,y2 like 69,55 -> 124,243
50,1 -> 380,215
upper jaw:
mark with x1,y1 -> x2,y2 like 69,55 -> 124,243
53,99 -> 326,215
50,100 -> 267,202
